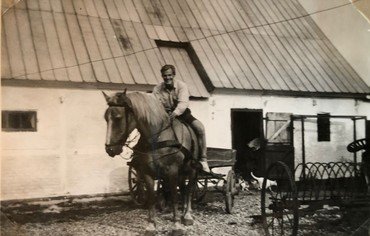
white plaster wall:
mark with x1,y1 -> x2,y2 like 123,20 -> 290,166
1,86 -> 130,200
1,86 -> 369,200
201,93 -> 368,165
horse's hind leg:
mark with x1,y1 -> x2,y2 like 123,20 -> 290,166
169,173 -> 187,235
168,174 -> 179,222
142,175 -> 156,233
178,175 -> 186,212
182,170 -> 196,225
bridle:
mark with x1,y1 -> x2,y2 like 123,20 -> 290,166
105,103 -> 132,149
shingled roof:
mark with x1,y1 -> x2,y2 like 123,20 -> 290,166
2,0 -> 369,97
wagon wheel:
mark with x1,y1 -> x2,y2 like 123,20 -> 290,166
261,161 -> 299,236
128,166 -> 147,206
193,178 -> 208,202
225,169 -> 237,214
347,138 -> 368,153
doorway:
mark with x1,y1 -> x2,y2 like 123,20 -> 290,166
231,109 -> 264,180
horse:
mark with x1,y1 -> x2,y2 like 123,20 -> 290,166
103,90 -> 199,233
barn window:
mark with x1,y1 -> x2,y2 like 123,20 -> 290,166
155,40 -> 213,93
317,113 -> 330,142
266,112 -> 292,144
2,111 -> 37,132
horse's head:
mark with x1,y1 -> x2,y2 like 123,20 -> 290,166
103,90 -> 137,157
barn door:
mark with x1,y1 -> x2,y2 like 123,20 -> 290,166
231,109 -> 264,178
264,112 -> 294,174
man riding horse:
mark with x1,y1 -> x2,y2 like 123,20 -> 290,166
153,64 -> 211,173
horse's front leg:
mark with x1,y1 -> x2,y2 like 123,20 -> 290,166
142,174 -> 156,234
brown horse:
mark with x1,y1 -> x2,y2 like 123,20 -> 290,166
103,90 -> 199,232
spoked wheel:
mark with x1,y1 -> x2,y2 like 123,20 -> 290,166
225,169 -> 237,214
128,166 -> 147,206
194,178 -> 208,202
347,138 -> 367,152
261,161 -> 299,236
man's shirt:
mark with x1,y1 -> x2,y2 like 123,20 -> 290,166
153,80 -> 189,116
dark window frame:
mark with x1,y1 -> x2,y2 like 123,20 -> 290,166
2,110 -> 37,132
317,113 -> 331,142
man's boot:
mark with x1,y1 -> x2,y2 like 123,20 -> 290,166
200,157 -> 211,173
199,137 -> 210,173
191,120 -> 211,173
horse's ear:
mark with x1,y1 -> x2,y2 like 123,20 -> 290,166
102,91 -> 110,103
123,88 -> 127,95
117,92 -> 133,109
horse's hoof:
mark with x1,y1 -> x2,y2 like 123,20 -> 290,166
181,215 -> 194,226
170,222 -> 186,236
144,223 -> 156,236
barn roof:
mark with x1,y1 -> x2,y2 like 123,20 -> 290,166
2,0 -> 369,97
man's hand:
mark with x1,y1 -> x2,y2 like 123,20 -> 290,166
169,112 -> 177,121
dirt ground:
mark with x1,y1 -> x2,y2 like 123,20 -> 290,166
1,190 -> 369,236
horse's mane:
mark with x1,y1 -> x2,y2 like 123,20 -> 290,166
126,92 -> 169,127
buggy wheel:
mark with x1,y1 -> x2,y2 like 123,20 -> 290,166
194,178 -> 208,202
261,161 -> 299,236
225,169 -> 237,214
128,166 -> 147,206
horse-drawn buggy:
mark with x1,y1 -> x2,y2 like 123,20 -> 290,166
128,147 -> 238,213
257,114 -> 369,235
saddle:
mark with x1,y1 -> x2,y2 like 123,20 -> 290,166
132,118 -> 197,161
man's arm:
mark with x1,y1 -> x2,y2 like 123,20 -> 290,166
152,84 -> 161,95
172,82 -> 189,116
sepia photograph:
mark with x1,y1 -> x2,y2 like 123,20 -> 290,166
1,0 -> 370,235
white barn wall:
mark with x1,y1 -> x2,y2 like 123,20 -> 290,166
1,86 -> 129,200
1,86 -> 369,200
198,93 -> 369,166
